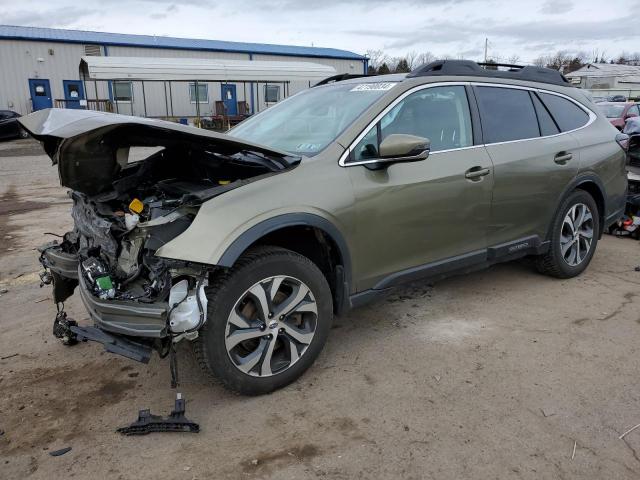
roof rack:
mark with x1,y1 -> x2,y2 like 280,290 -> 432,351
314,73 -> 371,87
407,60 -> 570,86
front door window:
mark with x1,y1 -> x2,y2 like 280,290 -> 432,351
351,85 -> 473,163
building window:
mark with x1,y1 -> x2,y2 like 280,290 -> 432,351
264,84 -> 280,103
189,83 -> 208,103
113,81 -> 133,102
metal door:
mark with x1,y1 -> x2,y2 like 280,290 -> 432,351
345,85 -> 494,290
222,84 -> 237,115
63,80 -> 85,109
28,79 -> 52,111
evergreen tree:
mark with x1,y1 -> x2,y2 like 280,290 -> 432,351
395,59 -> 410,73
377,62 -> 391,74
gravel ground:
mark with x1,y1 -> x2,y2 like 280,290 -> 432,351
1,138 -> 640,479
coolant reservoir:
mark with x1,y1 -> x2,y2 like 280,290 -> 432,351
124,213 -> 139,230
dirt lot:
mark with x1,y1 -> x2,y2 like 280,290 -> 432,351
1,138 -> 640,479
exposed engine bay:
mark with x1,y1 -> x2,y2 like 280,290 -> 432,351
24,109 -> 300,344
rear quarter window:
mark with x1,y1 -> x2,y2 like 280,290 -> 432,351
531,93 -> 560,136
539,93 -> 590,132
474,86 -> 540,143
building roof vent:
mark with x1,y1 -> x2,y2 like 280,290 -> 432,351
83,44 -> 102,56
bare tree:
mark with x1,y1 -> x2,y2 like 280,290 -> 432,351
386,56 -> 402,72
415,51 -> 436,66
366,49 -> 388,70
506,54 -> 521,65
532,56 -> 547,67
591,48 -> 607,63
405,50 -> 419,69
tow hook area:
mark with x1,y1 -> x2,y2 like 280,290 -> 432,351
52,309 -> 78,346
51,306 -> 153,363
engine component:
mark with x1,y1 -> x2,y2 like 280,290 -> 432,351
168,278 -> 208,333
81,257 -> 115,299
128,197 -> 144,214
124,213 -> 139,230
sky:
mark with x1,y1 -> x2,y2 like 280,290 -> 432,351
1,0 -> 638,64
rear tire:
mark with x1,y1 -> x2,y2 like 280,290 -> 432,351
18,129 -> 29,139
194,246 -> 333,395
536,190 -> 599,278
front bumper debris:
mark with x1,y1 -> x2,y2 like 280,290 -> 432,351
117,393 -> 199,435
78,266 -> 169,338
71,325 -> 153,363
51,308 -> 153,363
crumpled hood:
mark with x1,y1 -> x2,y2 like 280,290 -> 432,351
19,108 -> 297,195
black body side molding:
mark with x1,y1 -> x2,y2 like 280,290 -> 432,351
350,235 -> 547,310
217,213 -> 353,289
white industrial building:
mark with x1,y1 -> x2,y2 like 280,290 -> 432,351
0,25 -> 367,120
565,63 -> 640,99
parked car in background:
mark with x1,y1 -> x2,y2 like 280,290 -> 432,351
21,60 -> 628,395
597,102 -> 639,130
0,110 -> 29,140
608,95 -> 628,102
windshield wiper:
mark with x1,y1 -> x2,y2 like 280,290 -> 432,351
240,150 -> 300,170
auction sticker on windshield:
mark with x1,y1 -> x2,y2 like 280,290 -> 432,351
350,83 -> 397,92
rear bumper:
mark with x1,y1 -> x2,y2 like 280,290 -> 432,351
78,267 -> 169,338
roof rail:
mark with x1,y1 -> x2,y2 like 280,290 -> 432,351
407,60 -> 570,86
313,73 -> 372,87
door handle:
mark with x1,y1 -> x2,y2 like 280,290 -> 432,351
554,152 -> 573,165
465,166 -> 491,180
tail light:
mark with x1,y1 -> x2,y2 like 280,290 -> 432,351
616,133 -> 630,152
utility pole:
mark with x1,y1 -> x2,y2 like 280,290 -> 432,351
484,38 -> 488,63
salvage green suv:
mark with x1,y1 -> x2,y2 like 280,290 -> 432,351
22,60 -> 628,395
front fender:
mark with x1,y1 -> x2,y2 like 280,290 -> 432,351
155,150 -> 355,273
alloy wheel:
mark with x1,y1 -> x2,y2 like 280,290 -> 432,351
224,275 -> 318,377
560,203 -> 594,266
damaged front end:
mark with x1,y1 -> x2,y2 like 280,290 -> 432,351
40,191 -> 209,340
22,109 -> 299,365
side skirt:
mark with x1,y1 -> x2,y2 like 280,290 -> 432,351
348,235 -> 548,310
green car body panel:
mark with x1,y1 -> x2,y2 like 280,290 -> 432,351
157,74 -> 626,297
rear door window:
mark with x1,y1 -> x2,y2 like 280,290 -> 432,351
538,93 -> 590,132
474,86 -> 540,143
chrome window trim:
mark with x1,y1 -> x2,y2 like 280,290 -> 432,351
339,81 -> 597,167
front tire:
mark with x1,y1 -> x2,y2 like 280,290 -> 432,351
536,190 -> 599,278
194,246 -> 333,395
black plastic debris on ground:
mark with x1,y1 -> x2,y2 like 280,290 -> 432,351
49,447 -> 72,457
117,394 -> 199,435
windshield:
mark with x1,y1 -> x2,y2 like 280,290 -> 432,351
229,82 -> 398,156
598,104 -> 626,118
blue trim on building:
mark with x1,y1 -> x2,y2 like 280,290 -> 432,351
0,25 -> 365,61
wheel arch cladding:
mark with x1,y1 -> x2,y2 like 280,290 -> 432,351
575,180 -> 605,233
217,214 -> 353,314
549,175 -> 606,240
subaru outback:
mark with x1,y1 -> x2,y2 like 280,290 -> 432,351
21,60 -> 628,395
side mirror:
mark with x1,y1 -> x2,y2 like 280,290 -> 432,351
367,134 -> 430,170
